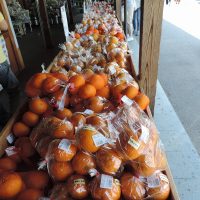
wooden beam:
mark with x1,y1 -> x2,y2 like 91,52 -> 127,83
115,0 -> 121,22
36,0 -> 54,48
139,0 -> 164,113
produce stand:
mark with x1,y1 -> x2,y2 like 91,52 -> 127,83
0,1 -> 180,200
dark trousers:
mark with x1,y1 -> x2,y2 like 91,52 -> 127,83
133,8 -> 141,33
0,61 -> 20,128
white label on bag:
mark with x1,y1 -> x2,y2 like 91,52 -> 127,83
109,66 -> 116,75
5,146 -> 17,156
100,174 -> 113,189
121,95 -> 133,106
74,179 -> 86,185
128,137 -> 140,150
92,133 -> 107,147
147,174 -> 161,188
83,109 -> 94,115
140,125 -> 149,144
160,173 -> 169,183
88,168 -> 98,177
6,133 -> 15,144
58,139 -> 71,152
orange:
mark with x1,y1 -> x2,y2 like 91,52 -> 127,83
90,175 -> 121,200
116,126 -> 145,160
67,175 -> 89,199
69,95 -> 82,107
0,172 -> 23,199
106,43 -> 117,52
6,152 -> 21,164
14,137 -> 35,158
82,69 -> 94,81
134,93 -> 150,110
55,108 -> 72,120
76,126 -> 100,153
86,115 -> 106,127
147,172 -> 170,200
69,74 -> 85,94
86,96 -> 104,113
22,111 -> 39,127
25,81 -> 41,98
42,77 -> 61,94
48,160 -> 73,181
93,29 -> 99,34
115,32 -> 124,41
122,86 -> 139,99
52,121 -> 74,139
78,84 -> 96,99
96,85 -> 110,99
20,171 -> 49,190
74,33 -> 81,39
13,122 -> 30,137
112,83 -> 127,100
16,189 -> 43,200
49,139 -> 77,162
72,151 -> 96,175
88,74 -> 105,90
36,136 -> 53,158
29,98 -> 48,115
120,173 -> 146,200
70,113 -> 86,127
52,89 -> 70,108
0,157 -> 17,171
98,72 -> 108,85
109,36 -> 119,45
96,147 -> 122,175
52,72 -> 69,83
86,30 -> 93,35
31,73 -> 47,89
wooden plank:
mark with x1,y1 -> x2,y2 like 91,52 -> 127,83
36,0 -> 54,48
0,0 -> 25,73
115,0 -> 122,22
139,0 -> 164,113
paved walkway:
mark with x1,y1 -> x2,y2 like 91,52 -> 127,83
159,0 -> 200,154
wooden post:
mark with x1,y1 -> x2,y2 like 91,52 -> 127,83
67,0 -> 74,30
123,0 -> 127,35
36,0 -> 54,48
115,0 -> 121,22
139,0 -> 164,113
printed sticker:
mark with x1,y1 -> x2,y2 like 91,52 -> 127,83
74,179 -> 86,185
140,125 -> 150,144
121,95 -> 133,106
92,133 -> 107,147
5,146 -> 17,156
58,139 -> 71,152
100,174 -> 113,189
128,137 -> 140,150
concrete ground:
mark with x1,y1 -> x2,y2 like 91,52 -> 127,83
159,0 -> 200,154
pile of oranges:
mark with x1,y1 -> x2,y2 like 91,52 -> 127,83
0,2 -> 171,200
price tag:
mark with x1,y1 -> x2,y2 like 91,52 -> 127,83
128,137 -> 140,150
6,133 -> 15,144
121,95 -> 133,106
61,5 -> 69,41
147,174 -> 161,188
92,133 -> 107,147
140,125 -> 149,144
5,146 -> 17,156
74,179 -> 86,185
100,174 -> 113,189
109,65 -> 116,75
83,109 -> 94,115
58,139 -> 71,152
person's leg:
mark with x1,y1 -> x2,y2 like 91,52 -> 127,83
137,7 -> 141,35
0,61 -> 21,114
133,9 -> 138,35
